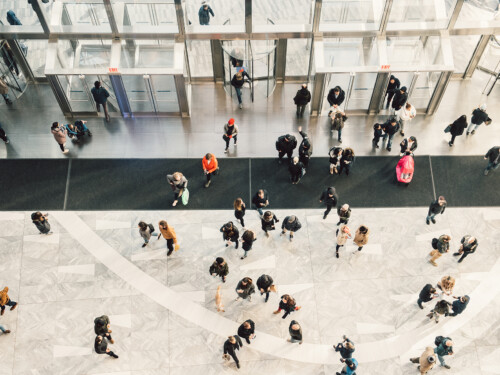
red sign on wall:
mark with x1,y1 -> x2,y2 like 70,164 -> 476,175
108,67 -> 118,73
381,65 -> 391,70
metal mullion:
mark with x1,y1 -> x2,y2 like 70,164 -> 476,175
245,0 -> 252,35
29,0 -> 51,35
447,0 -> 464,30
379,0 -> 393,34
103,0 -> 119,37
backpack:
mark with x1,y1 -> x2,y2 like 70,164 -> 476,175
434,335 -> 450,346
148,223 -> 155,233
431,238 -> 439,249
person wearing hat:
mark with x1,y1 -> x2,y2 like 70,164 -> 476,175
198,1 -> 214,25
410,346 -> 436,374
467,104 -> 489,135
446,295 -> 470,317
391,86 -> 408,115
209,257 -> 229,283
293,84 -> 311,117
231,69 -> 250,109
337,204 -> 351,226
336,357 -> 358,375
275,133 -> 297,164
223,118 -> 238,153
281,215 -> 301,241
297,126 -> 312,168
319,186 -> 339,219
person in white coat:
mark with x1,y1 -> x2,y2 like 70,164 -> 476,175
396,102 -> 416,137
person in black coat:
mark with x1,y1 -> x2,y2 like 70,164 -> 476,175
417,283 -> 438,309
329,147 -> 343,174
0,124 -> 9,144
320,187 -> 339,219
426,196 -> 447,225
256,274 -> 274,302
327,86 -> 345,107
391,86 -> 408,114
198,2 -> 214,25
382,117 -> 400,152
372,123 -> 383,149
339,148 -> 354,176
252,189 -> 269,216
94,315 -> 114,344
237,319 -> 255,344
223,335 -> 243,368
94,335 -> 118,358
467,104 -> 489,135
385,75 -> 400,109
231,69 -> 251,109
399,136 -> 417,156
446,296 -> 470,317
298,126 -> 312,167
276,134 -> 297,164
294,84 -> 311,117
241,230 -> 256,259
281,215 -> 301,241
261,211 -> 279,237
289,157 -> 304,184
288,320 -> 303,344
209,257 -> 229,282
273,294 -> 301,319
484,146 -> 500,176
220,222 -> 239,249
453,235 -> 478,263
235,277 -> 255,301
337,204 -> 351,226
334,335 -> 355,359
448,115 -> 467,147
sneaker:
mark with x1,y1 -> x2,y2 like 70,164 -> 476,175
63,149 -> 69,154
426,219 -> 430,225
466,132 -> 470,136
323,214 -> 327,220
484,169 -> 489,176
449,141 -> 453,147
289,235 -> 293,242
443,365 -> 451,369
453,252 -> 460,256
172,200 -> 178,207
5,138 -> 9,144
3,330 -> 10,334
239,103 -> 243,109
471,130 -> 475,135
266,232 -> 270,238
234,141 -> 237,146
236,363 -> 240,369
431,218 -> 436,224
111,353 -> 119,359
205,180 -> 211,188
336,252 -> 339,259
400,131 -> 405,136
280,231 -> 285,236
338,139 -> 342,143
142,243 -> 147,248
387,147 -> 391,152
224,148 -> 228,153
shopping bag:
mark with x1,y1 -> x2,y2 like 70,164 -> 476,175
444,124 -> 452,133
181,188 -> 189,205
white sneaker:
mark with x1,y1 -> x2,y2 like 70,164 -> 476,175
224,148 -> 228,153
239,103 -> 243,109
63,149 -> 69,154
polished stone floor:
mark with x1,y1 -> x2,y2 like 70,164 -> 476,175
0,207 -> 499,374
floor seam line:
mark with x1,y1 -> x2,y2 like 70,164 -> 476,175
63,159 -> 72,211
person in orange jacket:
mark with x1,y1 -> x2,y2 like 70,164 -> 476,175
157,220 -> 179,256
202,153 -> 219,188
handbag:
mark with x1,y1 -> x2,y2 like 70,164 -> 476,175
181,188 -> 189,205
485,117 -> 492,126
444,124 -> 452,133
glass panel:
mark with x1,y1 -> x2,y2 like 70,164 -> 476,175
122,75 -> 154,112
387,0 -> 457,30
151,75 -> 179,112
123,3 -> 177,28
120,40 -> 175,69
286,39 -> 310,77
454,1 -> 498,27
62,3 -> 111,31
478,36 -> 500,73
253,0 -> 313,30
323,38 -> 378,68
320,0 -> 384,31
184,0 -> 244,26
83,74 -> 119,114
450,35 -> 481,73
58,75 -> 96,112
409,71 -> 441,109
0,1 -> 52,29
24,40 -> 48,78
0,42 -> 27,100
79,45 -> 112,68
348,72 -> 378,110
322,73 -> 351,113
186,40 -> 213,77
386,37 -> 443,67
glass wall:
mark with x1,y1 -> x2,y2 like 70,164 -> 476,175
323,38 -> 378,68
320,0 -> 384,31
450,35 -> 482,73
253,0 -> 314,30
286,39 -> 310,77
387,0 -> 457,30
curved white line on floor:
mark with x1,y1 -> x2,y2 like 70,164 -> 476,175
53,212 -> 500,364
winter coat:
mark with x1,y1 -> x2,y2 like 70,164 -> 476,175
436,235 -> 450,254
289,320 -> 303,341
337,338 -> 355,359
139,225 -> 154,241
340,150 -> 354,167
336,225 -> 350,246
298,131 -> 313,159
256,275 -> 273,292
0,287 -> 9,306
237,320 -> 255,339
224,336 -> 242,356
400,138 -> 418,154
221,224 -> 239,241
471,108 -> 489,125
353,227 -> 369,247
450,116 -> 467,136
94,337 -> 108,354
209,261 -> 228,277
417,346 -> 436,373
327,86 -> 345,106
166,174 -> 188,193
329,147 -> 343,165
294,88 -> 311,106
235,204 -> 246,220
432,300 -> 451,315
231,71 -> 250,88
382,120 -> 400,135
282,216 -> 302,232
276,135 -> 297,153
252,190 -> 269,209
7,11 -> 22,26
451,296 -> 469,315
224,123 -> 238,137
320,187 -> 338,207
435,340 -> 453,356
202,154 -> 218,173
386,75 -> 400,94
461,235 -> 478,253
391,87 -> 408,110
289,161 -> 304,178
261,214 -> 278,231
51,127 -> 67,144
235,280 -> 255,299
337,207 -> 351,222
90,87 -> 109,104
419,284 -> 436,303
241,231 -> 256,251
439,276 -> 455,294
485,146 -> 500,164
279,296 -> 296,314
198,5 -> 214,25
373,124 -> 383,138
159,225 -> 177,244
32,214 -> 51,234
428,200 -> 446,216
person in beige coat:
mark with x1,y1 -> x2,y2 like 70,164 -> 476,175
353,225 -> 369,251
410,346 -> 436,374
437,275 -> 455,296
51,122 -> 69,154
335,225 -> 351,259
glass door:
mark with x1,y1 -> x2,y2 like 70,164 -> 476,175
121,75 -> 155,112
58,74 -> 96,112
151,75 -> 179,112
348,72 -> 377,110
409,71 -> 442,110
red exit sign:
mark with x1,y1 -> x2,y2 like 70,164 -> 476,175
108,67 -> 118,73
381,65 -> 391,70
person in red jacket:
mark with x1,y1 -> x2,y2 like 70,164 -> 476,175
202,153 -> 219,188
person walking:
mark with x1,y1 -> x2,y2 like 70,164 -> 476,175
337,204 -> 351,226
273,294 -> 301,319
234,198 -> 246,228
467,104 -> 490,135
320,186 -> 339,219
410,346 -> 436,375
276,134 -> 297,164
231,69 -> 250,109
399,136 -> 418,156
429,235 -> 451,267
237,319 -> 256,344
385,75 -> 400,109
0,78 -> 13,105
330,110 -> 347,143
437,275 -> 455,296
427,299 -> 452,323
334,335 -> 355,359
252,189 -> 269,216
138,221 -> 155,248
353,225 -> 369,251
235,277 -> 255,301
31,212 -> 51,234
166,172 -> 188,207
94,335 -> 118,358
297,126 -> 312,168
335,225 -> 352,259
396,102 -> 416,136
221,221 -> 239,249
447,296 -> 470,317
256,274 -> 274,302
198,1 -> 214,25
293,84 -> 311,117
391,86 -> 408,115
0,287 -> 17,316
261,211 -> 279,237
327,86 -> 345,108
372,123 -> 383,149
329,146 -> 343,174
288,320 -> 303,344
157,220 -> 179,256
223,335 -> 242,369
336,358 -> 358,375
223,118 -> 238,153
281,215 -> 301,242
484,145 -> 500,176
434,337 -> 453,369
209,257 -> 228,283
0,123 -> 9,144
90,81 -> 110,122
51,122 -> 69,154
339,148 -> 355,176
240,230 -> 256,259
94,315 -> 114,344
289,157 -> 304,184
417,284 -> 438,309
447,115 -> 467,147
382,117 -> 400,152
426,196 -> 447,225
202,153 -> 219,188
453,235 -> 478,263
0,324 -> 11,335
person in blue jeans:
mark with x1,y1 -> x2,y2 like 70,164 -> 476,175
336,358 -> 358,375
231,69 -> 250,109
484,146 -> 499,176
90,81 -> 110,122
434,338 -> 453,369
0,325 -> 11,334
426,196 -> 447,225
382,117 -> 400,152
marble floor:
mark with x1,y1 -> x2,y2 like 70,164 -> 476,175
0,207 -> 499,374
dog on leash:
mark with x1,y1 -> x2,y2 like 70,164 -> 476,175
216,285 -> 225,312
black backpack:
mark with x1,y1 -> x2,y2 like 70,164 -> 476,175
148,223 -> 155,233
431,238 -> 439,249
434,335 -> 451,346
